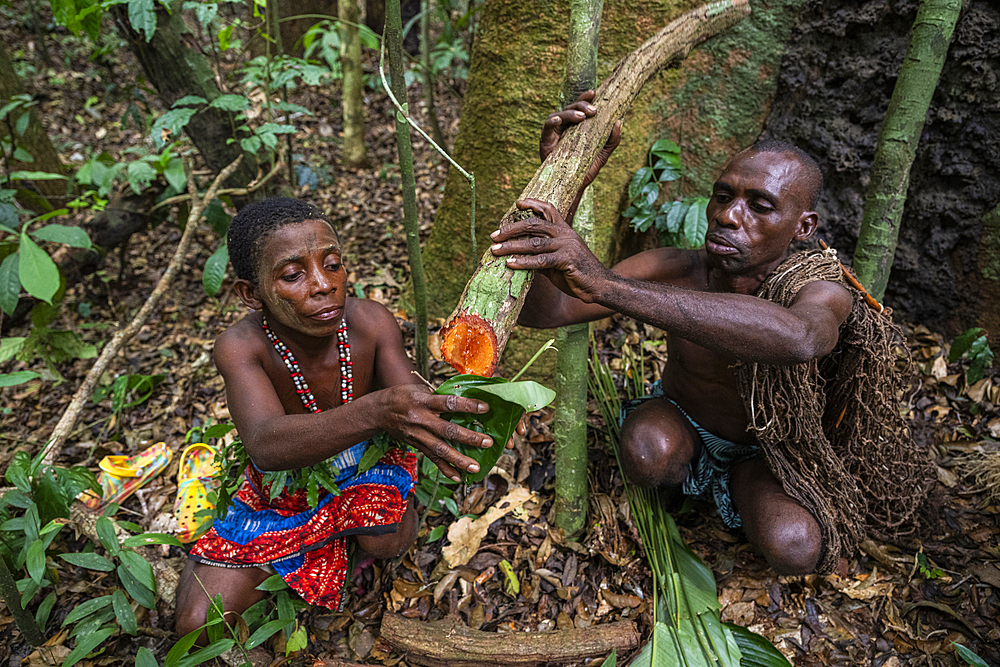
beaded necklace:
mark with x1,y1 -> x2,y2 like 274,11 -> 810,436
261,315 -> 353,411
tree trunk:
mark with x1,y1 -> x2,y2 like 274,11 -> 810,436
420,0 -> 447,149
851,0 -> 962,301
0,42 -> 69,210
440,0 -> 750,376
339,0 -> 369,168
112,0 -> 259,189
386,0 -> 429,376
553,0 -> 603,538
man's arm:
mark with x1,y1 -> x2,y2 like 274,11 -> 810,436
492,200 -> 853,365
216,317 -> 492,482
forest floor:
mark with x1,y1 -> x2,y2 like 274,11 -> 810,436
1,8 -> 1000,667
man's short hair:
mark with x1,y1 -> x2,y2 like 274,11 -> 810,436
227,197 -> 337,284
746,139 -> 823,210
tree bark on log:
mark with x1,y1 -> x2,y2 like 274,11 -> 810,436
378,613 -> 639,667
440,0 -> 750,376
851,0 -> 961,301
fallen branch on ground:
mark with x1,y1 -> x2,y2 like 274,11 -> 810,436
40,156 -> 243,467
378,612 -> 639,667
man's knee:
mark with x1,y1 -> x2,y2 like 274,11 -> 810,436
620,399 -> 699,489
756,515 -> 822,576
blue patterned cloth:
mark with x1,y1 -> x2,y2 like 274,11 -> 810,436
620,381 -> 760,527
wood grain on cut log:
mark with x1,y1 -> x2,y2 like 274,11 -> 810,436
379,613 -> 639,667
441,0 -> 750,376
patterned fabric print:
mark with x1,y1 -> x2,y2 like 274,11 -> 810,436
620,381 -> 760,528
190,446 -> 416,609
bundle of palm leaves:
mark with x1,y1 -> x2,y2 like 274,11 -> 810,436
588,343 -> 790,667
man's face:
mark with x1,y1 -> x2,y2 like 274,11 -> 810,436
703,150 -> 817,276
245,219 -> 348,337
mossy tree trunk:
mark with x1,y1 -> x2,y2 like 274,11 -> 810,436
852,0 -> 962,301
439,1 -> 751,378
0,42 -> 69,210
553,0 -> 603,538
339,0 -> 369,168
112,0 -> 259,189
420,0 -> 799,379
386,0 -> 429,376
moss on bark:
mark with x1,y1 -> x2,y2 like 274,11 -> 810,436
422,0 -> 808,378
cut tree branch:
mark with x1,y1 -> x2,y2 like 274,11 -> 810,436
378,613 -> 639,667
40,156 -> 243,466
441,0 -> 751,376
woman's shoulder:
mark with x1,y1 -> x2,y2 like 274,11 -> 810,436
214,312 -> 268,367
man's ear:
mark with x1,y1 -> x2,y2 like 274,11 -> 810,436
233,279 -> 263,310
794,211 -> 819,241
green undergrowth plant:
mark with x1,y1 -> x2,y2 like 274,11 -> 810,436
0,448 -> 182,666
949,327 -> 994,387
622,138 -> 708,249
588,341 -> 790,667
166,575 -> 308,667
0,205 -> 97,386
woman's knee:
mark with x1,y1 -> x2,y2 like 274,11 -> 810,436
620,400 -> 699,488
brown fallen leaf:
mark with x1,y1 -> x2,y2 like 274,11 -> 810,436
443,487 -> 533,567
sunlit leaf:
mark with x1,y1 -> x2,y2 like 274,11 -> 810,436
31,224 -> 92,249
0,252 -> 18,315
128,0 -> 157,41
7,171 -> 66,180
123,533 -> 184,548
201,243 -> 228,296
17,232 -> 59,304
112,588 -> 137,635
209,94 -> 249,112
953,643 -> 990,667
127,161 -> 157,195
135,646 -> 159,667
61,595 -> 113,627
435,375 -> 554,483
163,158 -> 187,191
59,552 -> 115,571
63,627 -> 115,667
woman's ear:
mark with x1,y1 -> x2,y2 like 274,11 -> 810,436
233,279 -> 262,310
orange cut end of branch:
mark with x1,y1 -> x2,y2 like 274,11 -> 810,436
441,313 -> 499,376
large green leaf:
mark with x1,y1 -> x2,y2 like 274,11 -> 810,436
63,627 -> 115,667
435,374 -> 555,482
31,224 -> 92,249
128,0 -> 157,41
727,623 -> 791,666
953,643 -> 990,667
17,232 -> 60,303
59,552 -> 115,572
0,371 -> 38,387
112,588 -> 137,635
202,243 -> 228,296
0,252 -> 19,315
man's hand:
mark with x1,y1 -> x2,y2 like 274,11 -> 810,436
491,198 -> 611,304
380,384 -> 492,482
540,90 -> 623,197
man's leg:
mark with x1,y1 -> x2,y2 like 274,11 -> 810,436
730,457 -> 822,575
619,398 -> 701,489
175,560 -> 272,641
